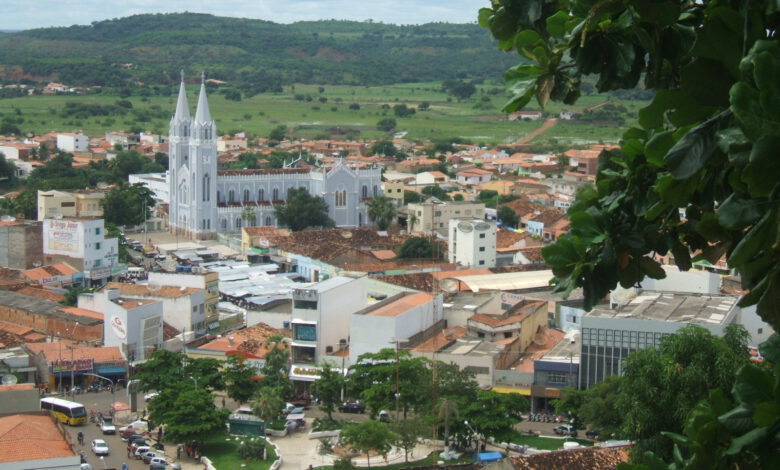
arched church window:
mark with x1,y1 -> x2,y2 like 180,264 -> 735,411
272,187 -> 279,201
243,189 -> 250,202
373,186 -> 378,197
265,216 -> 271,226
228,189 -> 235,203
236,218 -> 242,229
221,219 -> 227,229
258,189 -> 265,202
217,190 -> 222,203
203,174 -> 210,202
362,185 -> 368,198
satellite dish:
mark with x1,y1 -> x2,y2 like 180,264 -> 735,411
1,375 -> 18,385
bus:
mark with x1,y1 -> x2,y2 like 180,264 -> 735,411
40,397 -> 88,425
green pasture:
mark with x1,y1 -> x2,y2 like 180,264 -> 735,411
0,82 -> 635,145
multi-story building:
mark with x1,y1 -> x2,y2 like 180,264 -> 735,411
103,282 -> 207,335
78,288 -> 163,362
167,74 -> 382,240
147,271 -> 220,329
42,218 -> 119,286
288,276 -> 368,396
37,189 -> 106,221
55,132 -> 88,153
448,218 -> 496,268
407,198 -> 485,235
579,291 -> 740,389
0,219 -> 43,269
129,172 -> 170,205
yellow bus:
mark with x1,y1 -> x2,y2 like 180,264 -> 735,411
40,397 -> 88,425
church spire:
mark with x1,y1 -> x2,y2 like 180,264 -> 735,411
194,71 -> 212,123
173,70 -> 190,121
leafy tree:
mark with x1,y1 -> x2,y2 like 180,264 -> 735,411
251,386 -> 285,422
453,193 -> 464,201
403,191 -> 423,205
340,420 -> 396,468
148,382 -> 230,444
619,334 -> 780,470
578,376 -> 622,436
398,236 -> 438,259
497,205 -> 519,228
224,353 -> 261,405
154,152 -> 169,170
461,390 -> 528,449
617,324 -> 750,459
433,397 -> 460,454
268,125 -> 287,142
418,101 -> 430,110
348,348 -> 431,417
185,357 -> 225,391
366,196 -> 396,230
479,190 -> 498,201
376,118 -> 397,132
274,187 -> 335,232
393,104 -> 415,118
101,183 -> 155,227
133,349 -> 188,392
442,79 -> 477,100
480,0 -> 780,330
368,140 -> 397,157
421,184 -> 451,201
241,206 -> 257,227
392,417 -> 423,463
61,285 -> 87,307
311,362 -> 344,420
0,154 -> 18,188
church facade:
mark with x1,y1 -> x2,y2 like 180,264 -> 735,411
168,75 -> 382,240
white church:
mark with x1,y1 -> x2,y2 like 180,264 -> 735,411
168,74 -> 383,240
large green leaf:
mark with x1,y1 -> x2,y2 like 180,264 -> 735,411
742,135 -> 780,197
732,364 -> 774,406
546,10 -> 570,38
758,334 -> 780,363
644,131 -> 675,166
716,193 -> 764,231
665,110 -> 731,180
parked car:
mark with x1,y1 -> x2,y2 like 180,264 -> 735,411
91,439 -> 109,456
586,429 -> 601,439
130,439 -> 149,452
339,399 -> 365,413
553,424 -> 578,437
140,451 -> 157,464
99,417 -> 116,435
134,446 -> 151,459
120,420 -> 149,436
149,456 -> 171,467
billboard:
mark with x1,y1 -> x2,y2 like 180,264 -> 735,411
45,219 -> 82,256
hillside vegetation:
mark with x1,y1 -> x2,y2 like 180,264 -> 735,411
0,13 -> 517,93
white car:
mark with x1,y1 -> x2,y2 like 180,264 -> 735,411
100,417 -> 116,435
91,439 -> 109,456
133,445 -> 151,458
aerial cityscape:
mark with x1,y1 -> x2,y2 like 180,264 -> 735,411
0,2 -> 778,470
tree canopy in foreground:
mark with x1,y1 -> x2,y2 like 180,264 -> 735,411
480,1 -> 780,331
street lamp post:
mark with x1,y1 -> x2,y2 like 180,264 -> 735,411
389,337 -> 400,421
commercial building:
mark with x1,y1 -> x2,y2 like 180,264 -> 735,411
288,276 -> 368,396
103,282 -> 207,335
0,219 -> 43,269
25,342 -> 127,391
42,218 -> 120,286
579,291 -> 740,389
147,271 -> 220,330
77,288 -> 163,362
448,218 -> 496,268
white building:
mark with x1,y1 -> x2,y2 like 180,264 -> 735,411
129,172 -> 170,205
288,276 -> 368,395
448,218 -> 496,268
104,282 -> 207,335
78,288 -> 164,362
42,218 -> 119,285
56,133 -> 88,153
350,291 -> 443,365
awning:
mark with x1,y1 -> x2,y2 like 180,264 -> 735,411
97,367 -> 127,375
251,247 -> 270,254
492,386 -> 531,396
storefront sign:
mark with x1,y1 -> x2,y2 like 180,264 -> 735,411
90,267 -> 111,280
292,366 -> 321,376
110,316 -> 127,339
52,357 -> 94,373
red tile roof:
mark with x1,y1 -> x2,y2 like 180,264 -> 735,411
25,343 -> 124,363
0,414 -> 75,463
412,326 -> 468,353
198,322 -> 288,355
510,444 -> 630,470
366,292 -> 434,317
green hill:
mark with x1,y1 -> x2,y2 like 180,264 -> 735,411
0,13 -> 516,93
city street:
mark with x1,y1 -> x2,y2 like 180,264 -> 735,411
57,389 -> 176,470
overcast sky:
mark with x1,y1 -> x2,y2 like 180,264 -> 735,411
3,1 -> 487,31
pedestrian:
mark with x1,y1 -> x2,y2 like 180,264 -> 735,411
177,445 -> 182,459
221,397 -> 226,408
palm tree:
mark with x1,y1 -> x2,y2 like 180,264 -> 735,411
241,206 -> 256,227
434,397 -> 459,456
366,196 -> 396,230
408,214 -> 418,234
251,386 -> 285,422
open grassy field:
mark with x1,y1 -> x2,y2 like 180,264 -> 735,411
0,82 -> 641,146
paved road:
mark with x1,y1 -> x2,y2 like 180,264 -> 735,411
58,389 -> 176,470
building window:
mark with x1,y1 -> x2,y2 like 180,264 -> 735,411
479,247 -> 485,252
336,190 -> 347,207
228,189 -> 235,203
265,216 -> 271,225
95,242 -> 101,250
243,189 -> 250,202
221,219 -> 227,229
479,233 -> 486,238
95,228 -> 101,235
217,190 -> 222,203
61,201 -> 75,207
362,185 -> 368,198
235,218 -> 242,229
94,259 -> 101,267
548,373 -> 567,384
203,174 -> 210,201
272,188 -> 279,201
293,324 -> 317,341
373,186 -> 378,196
435,211 -> 442,217
258,188 -> 265,202
478,260 -> 485,265
294,299 -> 318,310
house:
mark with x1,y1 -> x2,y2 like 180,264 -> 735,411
508,111 -> 543,121
147,271 -> 220,331
0,219 -> 43,269
415,171 -> 449,186
37,188 -> 108,221
102,282 -> 207,335
22,263 -> 78,288
0,413 -> 82,469
55,133 -> 88,153
407,198 -> 486,235
449,218 -> 496,268
456,168 -> 494,185
41,218 -> 120,286
241,225 -> 290,257
187,322 -> 288,374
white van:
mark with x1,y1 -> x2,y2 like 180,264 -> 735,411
127,267 -> 145,279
